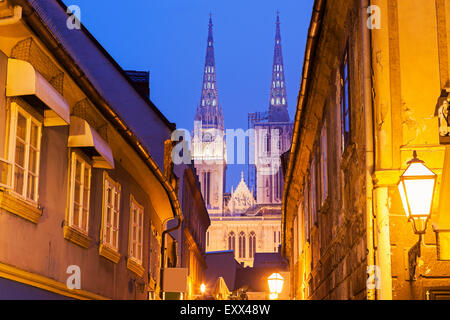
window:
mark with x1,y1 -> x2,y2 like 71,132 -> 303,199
228,231 -> 236,252
340,45 -> 351,151
102,174 -> 121,250
249,232 -> 256,259
68,152 -> 91,234
304,176 -> 310,242
9,104 -> 42,203
320,120 -> 328,205
129,195 -> 144,264
239,232 -> 246,258
310,156 -> 318,226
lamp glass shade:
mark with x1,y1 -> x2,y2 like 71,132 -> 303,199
397,162 -> 437,219
268,273 -> 284,294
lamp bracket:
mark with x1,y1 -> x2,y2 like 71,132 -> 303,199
438,91 -> 450,144
408,235 -> 422,281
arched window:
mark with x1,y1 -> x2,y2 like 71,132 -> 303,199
249,232 -> 256,258
228,232 -> 236,252
239,232 -> 246,258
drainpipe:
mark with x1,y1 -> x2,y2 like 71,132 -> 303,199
0,5 -> 22,25
159,213 -> 182,300
361,0 -> 377,300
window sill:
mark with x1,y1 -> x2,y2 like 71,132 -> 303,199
127,258 -> 145,278
99,244 -> 120,264
64,225 -> 92,249
0,189 -> 42,224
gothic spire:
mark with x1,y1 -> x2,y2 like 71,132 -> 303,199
195,14 -> 224,130
268,12 -> 290,122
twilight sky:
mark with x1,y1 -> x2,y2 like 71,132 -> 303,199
62,0 -> 313,191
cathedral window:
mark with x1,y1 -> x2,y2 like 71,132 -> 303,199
281,81 -> 284,88
212,83 -> 215,89
277,81 -> 280,88
239,232 -> 246,258
212,99 -> 216,106
249,232 -> 256,258
282,98 -> 286,105
271,98 -> 275,105
276,98 -> 280,105
202,100 -> 205,106
228,232 -> 236,252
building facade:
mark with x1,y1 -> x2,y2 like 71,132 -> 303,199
283,0 -> 450,300
0,0 -> 181,300
193,15 -> 291,267
170,164 -> 210,299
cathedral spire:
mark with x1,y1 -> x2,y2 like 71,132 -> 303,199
195,14 -> 224,130
268,12 -> 290,122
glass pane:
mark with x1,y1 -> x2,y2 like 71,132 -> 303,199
113,230 -> 117,248
14,167 -> 24,195
74,182 -> 81,204
27,174 -> 36,201
113,211 -> 118,228
107,187 -> 111,205
16,113 -> 27,141
133,226 -> 136,240
83,187 -> 89,209
75,160 -> 82,182
15,141 -> 25,168
29,148 -> 37,174
105,226 -> 111,244
84,168 -> 90,188
73,204 -> 80,227
82,209 -> 88,231
30,123 -> 39,148
114,192 -> 119,210
106,207 -> 111,224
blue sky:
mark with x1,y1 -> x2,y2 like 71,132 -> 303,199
63,0 -> 313,191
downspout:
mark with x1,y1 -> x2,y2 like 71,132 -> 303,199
159,214 -> 182,300
0,5 -> 22,26
361,0 -> 377,300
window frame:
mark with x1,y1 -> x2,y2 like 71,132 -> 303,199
340,44 -> 352,152
128,195 -> 144,265
320,119 -> 329,206
101,172 -> 121,252
8,102 -> 42,203
68,151 -> 92,235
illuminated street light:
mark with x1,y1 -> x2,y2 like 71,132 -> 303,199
200,283 -> 206,294
268,273 -> 284,300
397,151 -> 437,234
398,151 -> 438,280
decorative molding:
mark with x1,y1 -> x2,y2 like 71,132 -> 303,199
0,262 -> 107,300
0,190 -> 42,224
99,244 -> 120,264
127,258 -> 145,278
63,225 -> 91,249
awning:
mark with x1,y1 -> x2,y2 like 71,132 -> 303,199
68,116 -> 114,169
6,58 -> 70,126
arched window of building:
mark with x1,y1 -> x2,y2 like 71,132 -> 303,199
249,232 -> 256,258
228,232 -> 236,252
239,232 -> 246,258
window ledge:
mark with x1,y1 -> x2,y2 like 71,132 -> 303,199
127,258 -> 145,278
99,244 -> 120,264
0,189 -> 42,224
64,225 -> 91,249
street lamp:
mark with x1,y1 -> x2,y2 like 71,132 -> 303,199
397,151 -> 437,235
397,151 -> 437,280
200,283 -> 206,299
267,273 -> 284,300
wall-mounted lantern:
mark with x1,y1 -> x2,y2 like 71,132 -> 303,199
268,273 -> 284,300
397,151 -> 437,279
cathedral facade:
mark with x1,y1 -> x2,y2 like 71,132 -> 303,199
193,14 -> 292,267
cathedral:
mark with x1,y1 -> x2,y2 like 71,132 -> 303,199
192,14 -> 293,267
